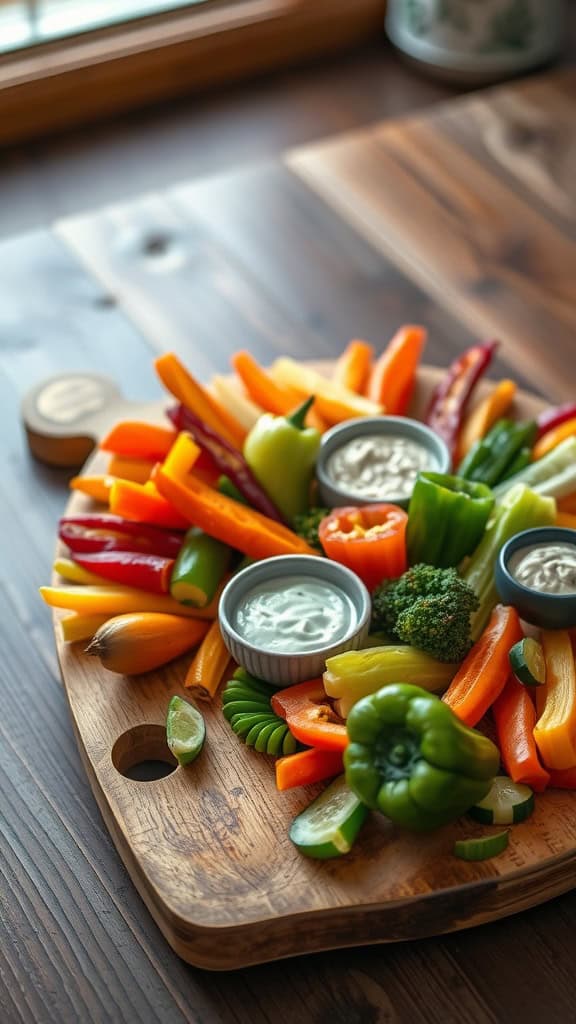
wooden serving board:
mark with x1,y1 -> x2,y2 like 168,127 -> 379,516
50,365 -> 576,971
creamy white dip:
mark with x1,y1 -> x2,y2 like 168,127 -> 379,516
234,576 -> 354,654
509,543 -> 576,596
326,434 -> 432,500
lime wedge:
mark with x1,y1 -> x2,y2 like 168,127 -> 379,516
166,695 -> 206,766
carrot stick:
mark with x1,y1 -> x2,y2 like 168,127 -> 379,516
457,379 -> 517,462
275,748 -> 343,791
493,674 -> 550,792
231,350 -> 327,431
100,421 -> 177,461
534,630 -> 576,770
39,584 -> 220,619
107,455 -> 155,484
271,357 -> 383,424
155,352 -> 246,448
154,433 -> 318,561
109,479 -> 190,530
70,475 -> 114,504
333,340 -> 374,394
442,605 -> 522,727
365,325 -> 426,414
60,613 -> 111,644
534,416 -> 576,461
184,620 -> 231,700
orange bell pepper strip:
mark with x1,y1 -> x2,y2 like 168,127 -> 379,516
275,747 -> 344,791
493,673 -> 550,792
534,630 -> 576,771
231,350 -> 327,432
365,325 -> 426,415
333,340 -> 374,394
556,512 -> 576,530
557,494 -> 576,516
534,416 -> 576,461
109,479 -> 190,530
184,620 -> 232,700
107,455 -> 155,484
100,421 -> 177,461
442,605 -> 523,727
69,475 -> 114,504
155,351 -> 246,449
456,379 -> 517,462
271,678 -> 348,752
318,504 -> 407,592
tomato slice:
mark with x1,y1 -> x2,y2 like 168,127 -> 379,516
271,678 -> 348,752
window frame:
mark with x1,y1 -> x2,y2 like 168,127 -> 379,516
0,0 -> 386,145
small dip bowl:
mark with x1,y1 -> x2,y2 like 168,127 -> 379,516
316,415 -> 451,509
218,555 -> 371,687
495,527 -> 576,630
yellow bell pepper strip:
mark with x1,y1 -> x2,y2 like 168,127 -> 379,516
60,613 -> 111,643
109,479 -> 191,531
39,583 -> 220,618
534,630 -> 576,770
456,379 -> 517,462
54,557 -> 109,586
100,421 -> 177,461
534,416 -> 576,461
493,674 -> 550,792
425,340 -> 498,465
69,475 -> 115,504
270,356 -> 384,424
333,339 -> 374,395
243,397 -> 321,524
155,432 -> 317,561
323,645 -> 458,719
107,454 -> 155,484
155,351 -> 246,449
170,527 -> 231,607
365,325 -> 426,415
442,605 -> 523,727
406,472 -> 494,568
318,504 -> 407,592
271,678 -> 348,752
209,374 -> 263,432
86,613 -> 209,675
184,620 -> 232,699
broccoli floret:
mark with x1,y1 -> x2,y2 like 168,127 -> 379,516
371,565 -> 479,663
293,507 -> 330,551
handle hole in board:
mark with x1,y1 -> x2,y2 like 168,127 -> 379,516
112,723 -> 177,782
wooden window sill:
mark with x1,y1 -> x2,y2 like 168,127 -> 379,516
0,0 -> 386,145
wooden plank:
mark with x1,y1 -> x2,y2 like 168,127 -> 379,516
287,70 -> 576,402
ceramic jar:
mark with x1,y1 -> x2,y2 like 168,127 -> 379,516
386,0 -> 565,84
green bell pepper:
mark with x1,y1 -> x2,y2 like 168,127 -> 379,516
406,472 -> 494,568
344,683 -> 499,831
243,397 -> 321,524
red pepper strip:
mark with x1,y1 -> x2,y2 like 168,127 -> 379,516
318,503 -> 407,592
59,514 -> 183,558
493,674 -> 550,793
275,747 -> 344,791
536,403 -> 576,439
271,678 -> 348,752
70,551 -> 175,595
426,341 -> 498,464
547,767 -> 576,789
167,404 -> 287,524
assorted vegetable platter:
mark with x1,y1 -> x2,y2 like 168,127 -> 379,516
41,326 -> 576,867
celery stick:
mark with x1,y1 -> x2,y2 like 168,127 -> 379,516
463,484 -> 556,639
494,437 -> 576,499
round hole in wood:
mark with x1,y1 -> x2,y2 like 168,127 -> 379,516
112,724 -> 178,782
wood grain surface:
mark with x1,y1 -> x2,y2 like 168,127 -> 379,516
5,66 -> 576,1022
53,370 -> 576,972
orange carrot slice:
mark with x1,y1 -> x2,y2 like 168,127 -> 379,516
333,339 -> 374,394
493,673 -> 550,792
231,350 -> 326,431
534,416 -> 576,461
109,479 -> 190,530
107,455 -> 155,484
184,620 -> 231,699
275,748 -> 343,791
155,352 -> 246,448
100,421 -> 177,461
365,325 -> 426,414
70,475 -> 114,504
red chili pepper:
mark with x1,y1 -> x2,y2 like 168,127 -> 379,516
536,403 -> 576,439
59,514 -> 183,558
493,674 -> 550,792
271,678 -> 348,752
426,341 -> 498,463
318,504 -> 407,591
71,551 -> 175,594
167,404 -> 287,524
275,747 -> 344,791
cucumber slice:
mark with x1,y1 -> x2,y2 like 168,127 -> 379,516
509,637 -> 546,687
454,830 -> 509,862
469,776 -> 534,825
289,775 -> 368,859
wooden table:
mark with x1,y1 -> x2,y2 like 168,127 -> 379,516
3,69 -> 576,1022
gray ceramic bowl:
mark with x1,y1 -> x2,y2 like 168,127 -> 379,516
218,555 -> 371,687
495,527 -> 576,630
316,415 -> 450,509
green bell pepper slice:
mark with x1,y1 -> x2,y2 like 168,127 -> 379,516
243,397 -> 321,524
406,472 -> 494,568
344,683 -> 499,831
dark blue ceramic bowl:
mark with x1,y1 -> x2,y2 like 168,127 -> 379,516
496,527 -> 576,630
